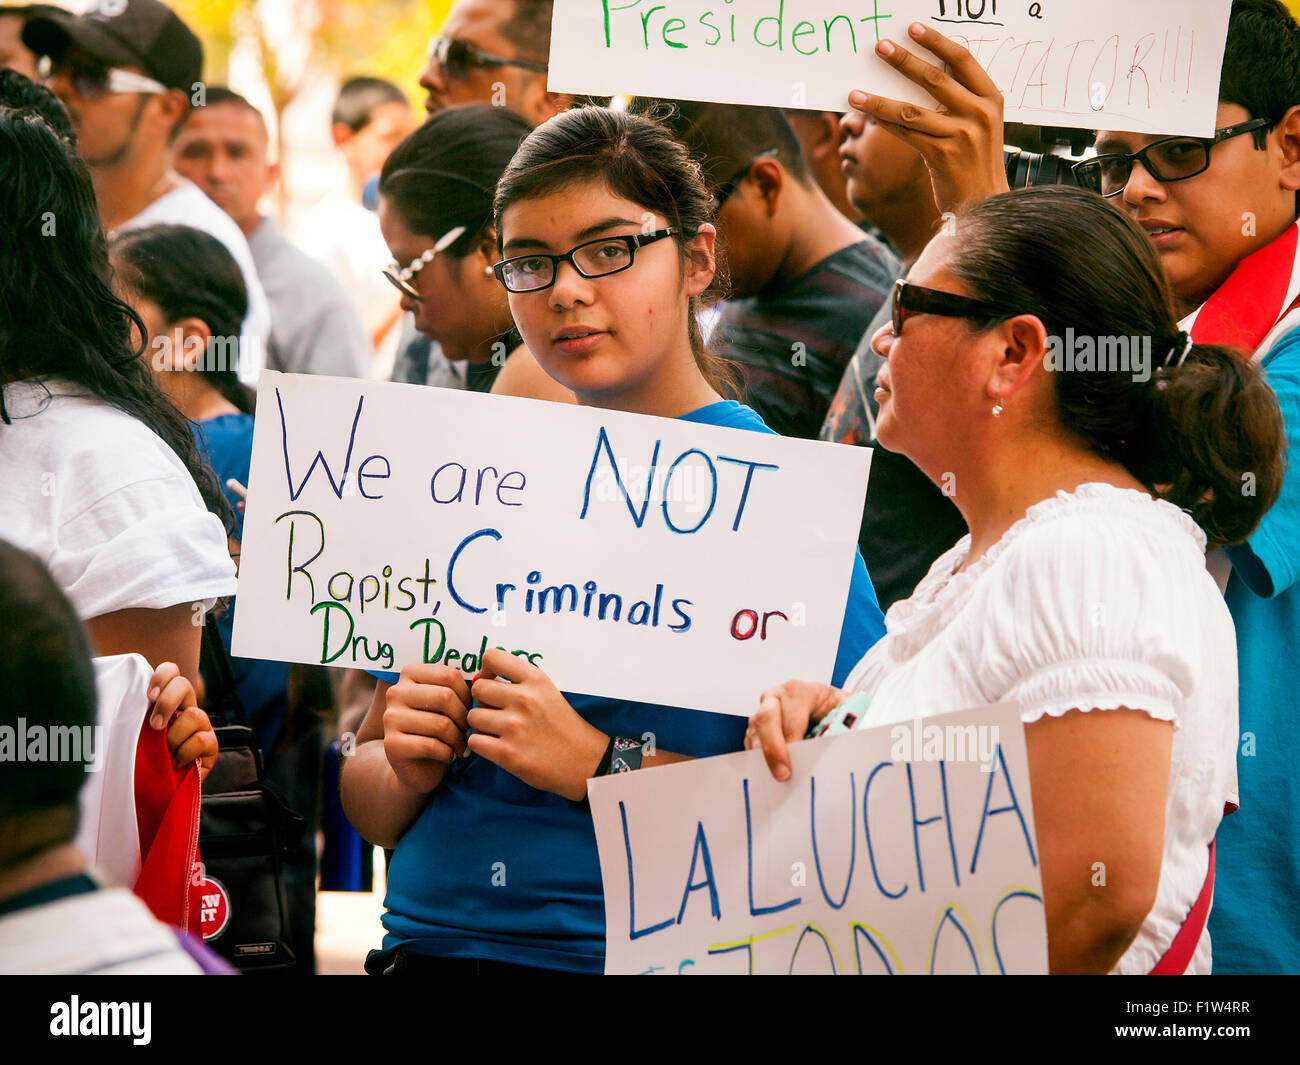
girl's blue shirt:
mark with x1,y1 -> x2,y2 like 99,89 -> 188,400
373,400 -> 885,970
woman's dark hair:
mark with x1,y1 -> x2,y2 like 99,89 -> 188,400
379,103 -> 533,259
493,105 -> 741,398
949,184 -> 1284,548
0,68 -> 76,145
0,109 -> 233,532
110,224 -> 254,416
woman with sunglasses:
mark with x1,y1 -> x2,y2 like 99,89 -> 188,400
341,106 -> 886,974
747,185 -> 1286,974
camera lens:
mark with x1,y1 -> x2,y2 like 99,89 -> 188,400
1003,149 -> 1085,190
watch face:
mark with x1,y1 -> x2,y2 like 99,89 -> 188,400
808,692 -> 873,738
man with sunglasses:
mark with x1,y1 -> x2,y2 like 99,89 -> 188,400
21,0 -> 270,384
417,0 -> 572,125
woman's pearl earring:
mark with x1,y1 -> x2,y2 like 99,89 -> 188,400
991,399 -> 1004,418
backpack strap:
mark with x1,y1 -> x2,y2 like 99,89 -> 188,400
200,612 -> 249,730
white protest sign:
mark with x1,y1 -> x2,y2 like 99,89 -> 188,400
589,702 -> 1047,974
231,372 -> 871,717
549,1 -> 1232,136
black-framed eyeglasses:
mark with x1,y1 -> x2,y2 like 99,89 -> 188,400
714,147 -> 778,207
494,228 -> 679,293
1072,118 -> 1272,198
382,225 -> 466,300
425,36 -> 548,79
891,278 -> 1014,336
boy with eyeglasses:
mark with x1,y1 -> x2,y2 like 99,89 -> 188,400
855,1 -> 1300,974
20,0 -> 270,385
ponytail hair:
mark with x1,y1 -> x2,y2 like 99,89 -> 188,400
109,224 -> 254,415
1140,341 -> 1284,547
493,104 -> 742,399
949,185 -> 1284,548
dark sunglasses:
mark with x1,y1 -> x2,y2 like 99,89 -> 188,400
891,279 -> 1014,335
714,147 -> 778,206
1072,118 -> 1272,197
425,36 -> 548,79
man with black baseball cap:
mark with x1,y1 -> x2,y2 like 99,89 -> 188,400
22,0 -> 269,382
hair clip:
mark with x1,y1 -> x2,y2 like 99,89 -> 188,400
1164,330 -> 1194,369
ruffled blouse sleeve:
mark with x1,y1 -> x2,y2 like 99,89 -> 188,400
976,507 -> 1210,725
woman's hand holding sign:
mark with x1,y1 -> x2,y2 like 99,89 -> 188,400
850,22 -> 1010,215
383,664 -> 472,794
468,649 -> 609,803
745,680 -> 844,783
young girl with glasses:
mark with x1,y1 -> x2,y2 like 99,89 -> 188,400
341,106 -> 887,975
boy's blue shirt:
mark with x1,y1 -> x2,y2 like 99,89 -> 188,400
1211,327 -> 1300,974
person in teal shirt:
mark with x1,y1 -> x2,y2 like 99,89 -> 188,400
1213,325 -> 1300,973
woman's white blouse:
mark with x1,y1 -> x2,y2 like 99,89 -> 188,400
843,483 -> 1237,974
0,379 -> 236,619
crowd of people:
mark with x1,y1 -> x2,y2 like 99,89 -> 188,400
0,0 -> 1297,978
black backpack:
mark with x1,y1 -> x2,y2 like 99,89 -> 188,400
197,615 -> 304,972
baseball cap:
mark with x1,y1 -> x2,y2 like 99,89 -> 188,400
22,0 -> 203,92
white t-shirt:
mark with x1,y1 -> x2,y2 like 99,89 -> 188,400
843,483 -> 1237,975
0,884 -> 216,975
0,379 -> 236,620
113,177 -> 272,385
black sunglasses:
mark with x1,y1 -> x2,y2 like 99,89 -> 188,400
891,279 -> 1014,335
426,36 -> 548,79
714,147 -> 778,206
1072,118 -> 1272,197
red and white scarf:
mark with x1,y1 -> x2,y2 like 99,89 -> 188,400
1183,220 -> 1300,358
